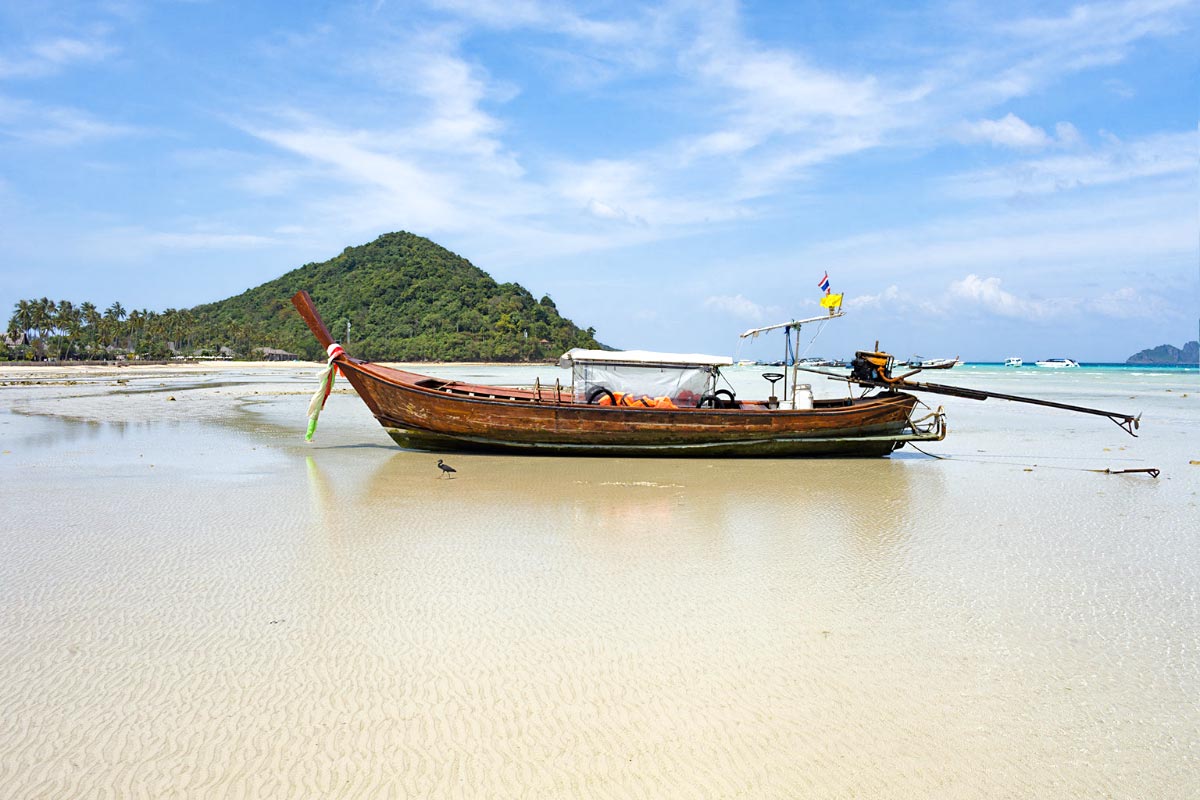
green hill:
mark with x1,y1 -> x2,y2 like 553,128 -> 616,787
191,232 -> 601,361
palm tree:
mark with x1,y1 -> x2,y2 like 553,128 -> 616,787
178,309 -> 196,355
10,299 -> 34,345
160,308 -> 178,353
30,298 -> 56,359
79,302 -> 99,358
126,309 -> 144,352
55,299 -> 81,360
142,310 -> 165,356
105,301 -> 127,353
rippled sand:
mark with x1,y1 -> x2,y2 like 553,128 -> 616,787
1,363 -> 1197,797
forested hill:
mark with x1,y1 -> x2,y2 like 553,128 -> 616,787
191,232 -> 601,361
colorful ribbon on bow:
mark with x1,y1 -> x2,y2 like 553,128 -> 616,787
305,342 -> 345,442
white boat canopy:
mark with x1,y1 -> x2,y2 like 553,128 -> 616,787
558,348 -> 733,368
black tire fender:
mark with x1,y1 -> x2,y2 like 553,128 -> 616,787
587,387 -> 616,405
698,389 -> 736,408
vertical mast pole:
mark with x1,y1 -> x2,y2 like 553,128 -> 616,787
783,325 -> 790,406
791,325 -> 801,408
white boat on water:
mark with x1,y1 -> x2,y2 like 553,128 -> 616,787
1004,357 -> 1022,367
905,356 -> 961,369
1035,358 -> 1079,368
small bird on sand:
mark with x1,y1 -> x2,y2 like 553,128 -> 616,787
436,459 -> 457,478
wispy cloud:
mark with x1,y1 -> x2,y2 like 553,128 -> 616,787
947,273 -> 1060,319
958,113 -> 1072,149
349,28 -> 519,171
703,293 -> 773,321
0,34 -> 117,79
1086,286 -> 1175,319
946,129 -> 1196,198
243,118 -> 467,230
420,0 -> 635,43
848,285 -> 906,310
963,0 -> 1195,102
794,172 -> 1195,320
845,274 -> 1174,323
0,96 -> 140,145
236,0 -> 1196,264
73,226 -> 280,267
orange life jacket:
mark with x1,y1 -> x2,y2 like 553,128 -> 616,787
600,392 -> 677,409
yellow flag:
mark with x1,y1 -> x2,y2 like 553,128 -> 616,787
820,293 -> 843,308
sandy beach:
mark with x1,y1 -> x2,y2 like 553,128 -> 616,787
1,361 -> 1197,797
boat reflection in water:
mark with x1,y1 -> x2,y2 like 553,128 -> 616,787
342,447 -> 935,572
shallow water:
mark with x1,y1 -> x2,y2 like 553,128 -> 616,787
1,363 -> 1197,797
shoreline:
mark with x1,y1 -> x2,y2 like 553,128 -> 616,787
0,358 -> 557,372
3,359 -> 1196,371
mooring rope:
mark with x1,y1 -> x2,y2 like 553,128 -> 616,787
904,444 -> 1159,477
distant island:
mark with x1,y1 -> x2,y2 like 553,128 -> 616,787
1126,341 -> 1199,364
5,232 -> 602,363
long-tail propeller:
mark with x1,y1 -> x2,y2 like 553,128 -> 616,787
800,347 -> 1141,437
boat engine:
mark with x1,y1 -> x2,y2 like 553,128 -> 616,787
850,349 -> 896,384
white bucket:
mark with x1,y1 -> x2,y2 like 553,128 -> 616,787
794,384 -> 813,410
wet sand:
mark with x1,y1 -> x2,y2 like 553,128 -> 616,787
1,363 -> 1197,797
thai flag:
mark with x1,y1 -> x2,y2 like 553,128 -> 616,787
818,272 -> 830,293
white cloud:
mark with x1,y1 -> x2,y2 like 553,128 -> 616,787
421,0 -> 633,43
548,156 -> 748,228
704,294 -> 769,320
947,129 -> 1196,197
0,35 -> 116,79
948,274 -> 1060,319
143,232 -> 277,250
1054,122 -> 1082,146
239,0 -> 1194,271
968,0 -> 1194,103
958,114 -> 1086,149
959,113 -> 1052,148
585,198 -> 638,223
673,9 -> 913,187
349,30 -> 519,174
0,96 -> 140,145
1086,286 -> 1173,319
244,120 -> 468,230
848,285 -> 906,309
76,227 -> 279,264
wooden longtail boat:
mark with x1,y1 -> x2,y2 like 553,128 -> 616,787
291,291 -> 946,457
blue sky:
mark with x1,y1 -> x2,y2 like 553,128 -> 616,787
1,0 -> 1196,361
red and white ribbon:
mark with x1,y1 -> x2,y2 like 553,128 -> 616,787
305,342 -> 345,442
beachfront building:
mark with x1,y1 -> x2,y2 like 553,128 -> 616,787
255,347 -> 299,361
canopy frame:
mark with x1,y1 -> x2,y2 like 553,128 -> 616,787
737,311 -> 845,407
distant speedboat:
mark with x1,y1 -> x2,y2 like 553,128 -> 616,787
1035,358 -> 1079,368
1004,357 -> 1022,367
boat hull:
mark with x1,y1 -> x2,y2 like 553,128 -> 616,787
383,426 -> 920,457
338,360 -> 934,458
